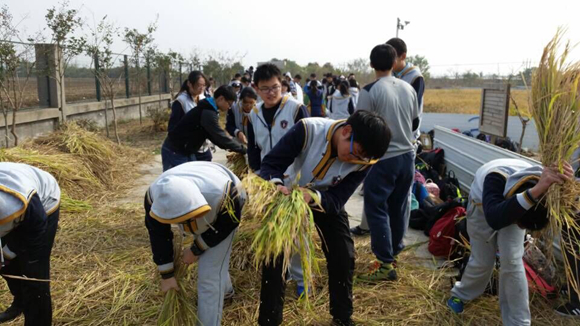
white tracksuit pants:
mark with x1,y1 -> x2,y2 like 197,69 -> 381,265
451,202 -> 530,326
197,229 -> 236,326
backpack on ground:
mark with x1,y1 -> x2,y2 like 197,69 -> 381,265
428,206 -> 466,257
438,170 -> 463,201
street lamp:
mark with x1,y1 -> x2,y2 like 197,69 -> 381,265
396,18 -> 410,37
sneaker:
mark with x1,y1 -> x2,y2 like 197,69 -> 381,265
332,317 -> 356,326
555,302 -> 580,317
296,285 -> 310,298
356,261 -> 397,282
447,296 -> 464,314
350,226 -> 370,236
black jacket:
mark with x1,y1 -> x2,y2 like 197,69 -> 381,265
167,99 -> 247,155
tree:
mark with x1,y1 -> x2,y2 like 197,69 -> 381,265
86,16 -> 123,144
45,0 -> 86,122
407,55 -> 431,79
123,18 -> 157,125
154,50 -> 183,108
0,5 -> 41,146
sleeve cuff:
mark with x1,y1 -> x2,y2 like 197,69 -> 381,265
309,190 -> 324,212
517,191 -> 535,210
270,178 -> 284,186
158,262 -> 174,279
234,129 -> 240,136
2,245 -> 16,260
194,236 -> 210,251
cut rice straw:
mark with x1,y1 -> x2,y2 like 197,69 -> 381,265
242,173 -> 320,307
157,233 -> 198,326
226,152 -> 248,179
530,28 -> 580,300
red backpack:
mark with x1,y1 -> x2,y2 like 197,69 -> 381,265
428,206 -> 466,257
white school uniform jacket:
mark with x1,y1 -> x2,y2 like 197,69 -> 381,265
328,90 -> 355,120
249,94 -> 303,160
147,161 -> 246,249
230,101 -> 252,137
397,63 -> 424,139
289,118 -> 374,190
469,159 -> 541,207
349,87 -> 359,106
0,163 -> 60,238
295,82 -> 304,105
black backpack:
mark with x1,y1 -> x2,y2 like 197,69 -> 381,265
438,170 -> 462,201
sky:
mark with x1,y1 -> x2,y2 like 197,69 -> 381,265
5,0 -> 580,77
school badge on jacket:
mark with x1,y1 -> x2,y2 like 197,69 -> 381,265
280,120 -> 288,129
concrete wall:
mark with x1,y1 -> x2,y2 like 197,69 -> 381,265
0,94 -> 171,147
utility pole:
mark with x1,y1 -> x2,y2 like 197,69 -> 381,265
396,18 -> 410,37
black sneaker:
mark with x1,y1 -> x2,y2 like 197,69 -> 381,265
332,317 -> 356,326
0,304 -> 22,323
555,302 -> 580,317
350,226 -> 370,236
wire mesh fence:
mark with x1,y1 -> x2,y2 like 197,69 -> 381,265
64,52 -> 97,103
0,41 -> 41,109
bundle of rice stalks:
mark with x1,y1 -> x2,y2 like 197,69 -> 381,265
243,173 -> 320,305
530,29 -> 580,298
34,122 -> 121,185
157,233 -> 198,326
0,147 -> 102,194
226,152 -> 248,179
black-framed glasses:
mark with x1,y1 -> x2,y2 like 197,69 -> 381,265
258,85 -> 281,94
350,132 -> 370,162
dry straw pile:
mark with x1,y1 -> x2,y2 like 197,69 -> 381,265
530,29 -> 580,299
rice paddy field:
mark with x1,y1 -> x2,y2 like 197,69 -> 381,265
0,119 -> 576,326
424,88 -> 530,115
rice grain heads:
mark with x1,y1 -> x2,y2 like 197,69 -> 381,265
530,28 -> 580,299
242,173 -> 320,306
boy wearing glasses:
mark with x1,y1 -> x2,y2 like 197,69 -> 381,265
247,63 -> 309,173
226,87 -> 259,144
356,44 -> 419,282
257,111 -> 391,326
246,63 -> 310,296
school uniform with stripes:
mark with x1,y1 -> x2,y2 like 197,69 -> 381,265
257,118 -> 375,325
451,159 -> 544,326
145,161 -> 245,326
0,162 -> 61,326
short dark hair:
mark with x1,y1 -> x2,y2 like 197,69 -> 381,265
240,87 -> 258,101
513,182 -> 549,231
213,85 -> 237,102
234,73 -> 242,78
241,76 -> 249,83
347,110 -> 391,159
294,74 -> 302,80
310,73 -> 317,79
349,79 -> 359,88
281,79 -> 291,90
386,37 -> 407,56
253,63 -> 282,86
370,44 -> 397,71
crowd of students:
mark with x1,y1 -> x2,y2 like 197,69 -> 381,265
0,37 -> 579,326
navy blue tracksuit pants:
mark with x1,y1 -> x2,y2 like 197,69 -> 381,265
364,152 -> 414,264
